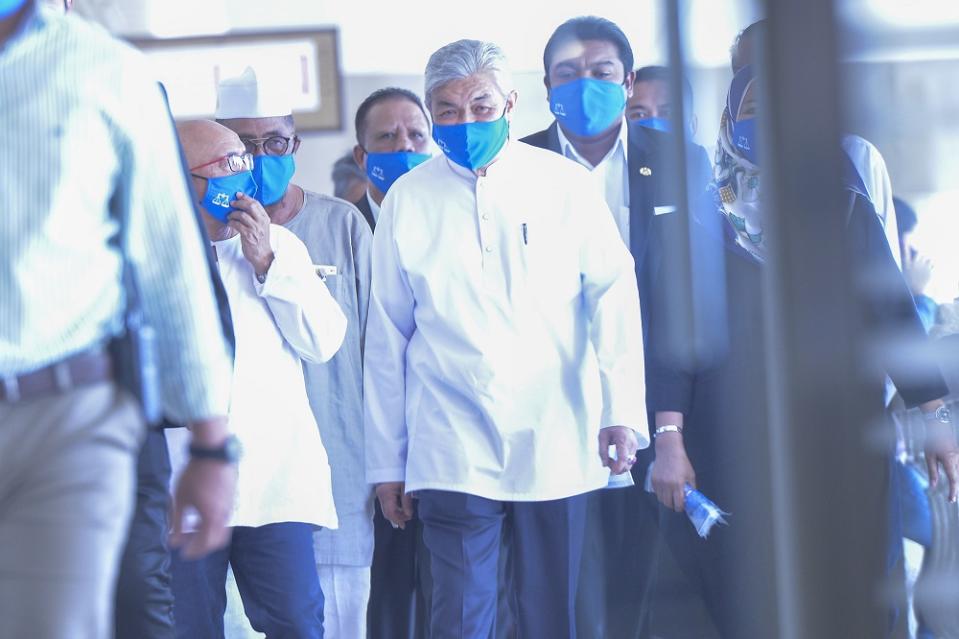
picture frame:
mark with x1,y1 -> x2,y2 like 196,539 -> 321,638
130,29 -> 344,132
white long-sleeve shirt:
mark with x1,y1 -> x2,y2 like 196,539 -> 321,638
169,224 -> 346,528
0,5 -> 232,423
364,141 -> 648,502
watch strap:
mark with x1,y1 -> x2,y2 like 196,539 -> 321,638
654,424 -> 683,438
922,405 -> 952,424
188,435 -> 240,463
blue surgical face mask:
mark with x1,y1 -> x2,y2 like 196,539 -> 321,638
197,171 -> 258,223
0,0 -> 27,18
432,110 -> 509,171
549,77 -> 627,138
635,116 -> 671,133
731,117 -> 758,165
365,151 -> 431,194
251,154 -> 295,206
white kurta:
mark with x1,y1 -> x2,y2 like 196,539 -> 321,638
168,224 -> 347,529
364,141 -> 648,502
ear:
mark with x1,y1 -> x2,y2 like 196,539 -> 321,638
292,136 -> 301,155
352,144 -> 367,171
190,175 -> 208,202
504,90 -> 519,120
690,114 -> 699,138
624,70 -> 636,99
543,74 -> 551,100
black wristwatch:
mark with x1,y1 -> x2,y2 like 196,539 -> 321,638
922,405 -> 952,425
189,435 -> 241,464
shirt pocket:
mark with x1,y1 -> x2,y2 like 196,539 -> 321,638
521,222 -> 582,308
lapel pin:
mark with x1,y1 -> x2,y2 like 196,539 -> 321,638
639,166 -> 652,176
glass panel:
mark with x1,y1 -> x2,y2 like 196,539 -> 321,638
840,2 -> 959,636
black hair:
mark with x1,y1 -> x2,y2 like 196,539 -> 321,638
354,87 -> 429,146
633,65 -> 694,107
543,16 -> 634,82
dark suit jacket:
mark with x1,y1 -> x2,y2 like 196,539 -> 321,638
354,193 -> 376,232
520,121 -> 701,337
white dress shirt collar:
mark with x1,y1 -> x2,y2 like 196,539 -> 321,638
556,118 -> 632,246
556,118 -> 629,170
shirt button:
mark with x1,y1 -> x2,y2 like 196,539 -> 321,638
482,214 -> 490,221
485,246 -> 493,253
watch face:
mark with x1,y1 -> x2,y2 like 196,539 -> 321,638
937,405 -> 952,423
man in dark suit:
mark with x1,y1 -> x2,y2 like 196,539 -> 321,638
352,88 -> 431,232
520,16 -> 702,639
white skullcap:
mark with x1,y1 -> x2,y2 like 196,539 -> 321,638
215,67 -> 293,120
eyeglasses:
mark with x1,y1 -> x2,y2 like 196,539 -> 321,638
240,135 -> 299,157
189,152 -> 254,173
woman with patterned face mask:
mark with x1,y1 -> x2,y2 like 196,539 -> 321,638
714,65 -> 764,261
646,65 -> 958,639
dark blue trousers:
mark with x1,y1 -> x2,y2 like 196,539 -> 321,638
417,490 -> 587,639
366,501 -> 430,638
171,522 -> 324,639
115,428 -> 176,639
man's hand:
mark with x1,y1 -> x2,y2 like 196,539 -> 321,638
925,420 -> 959,503
169,458 -> 237,559
652,432 -> 696,512
598,425 -> 640,475
228,192 -> 275,277
376,482 -> 414,530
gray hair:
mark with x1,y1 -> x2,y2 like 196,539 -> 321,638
424,39 -> 513,108
331,152 -> 366,200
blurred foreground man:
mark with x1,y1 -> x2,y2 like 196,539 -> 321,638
364,39 -> 649,639
216,67 -> 375,639
169,120 -> 347,638
351,87 -> 432,231
0,2 -> 236,637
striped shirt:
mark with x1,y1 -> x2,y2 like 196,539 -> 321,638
0,4 -> 232,423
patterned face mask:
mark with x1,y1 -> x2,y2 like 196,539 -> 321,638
719,166 -> 765,260
714,66 -> 766,262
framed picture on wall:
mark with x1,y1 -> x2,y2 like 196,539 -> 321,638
130,29 -> 344,132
